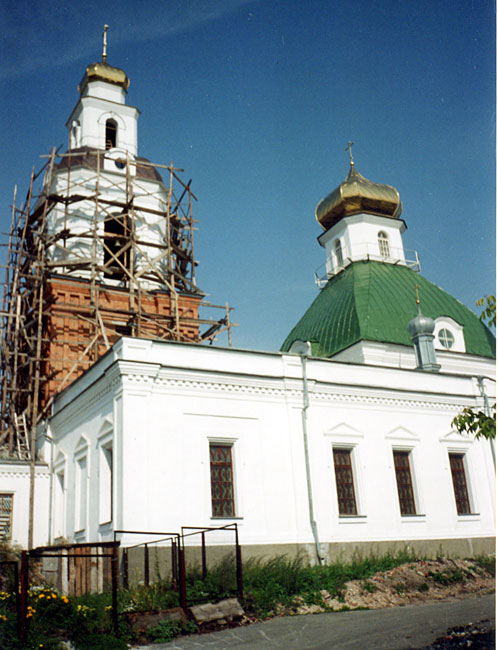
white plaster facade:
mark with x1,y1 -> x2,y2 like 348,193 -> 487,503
0,461 -> 50,548
34,337 -> 495,559
316,212 -> 420,286
66,79 -> 139,155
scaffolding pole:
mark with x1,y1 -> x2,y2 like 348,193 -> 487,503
0,147 -> 236,466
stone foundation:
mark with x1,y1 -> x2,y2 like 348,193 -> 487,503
119,537 -> 495,585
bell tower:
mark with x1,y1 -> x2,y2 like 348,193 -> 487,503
0,29 -> 233,458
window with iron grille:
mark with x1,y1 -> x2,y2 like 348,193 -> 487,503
210,444 -> 235,517
0,494 -> 13,540
333,448 -> 357,515
449,453 -> 471,515
393,451 -> 416,515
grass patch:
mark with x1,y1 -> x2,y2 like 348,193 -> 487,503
241,548 -> 418,616
473,554 -> 495,577
147,620 -> 198,644
362,580 -> 377,594
119,582 -> 179,612
428,569 -> 465,586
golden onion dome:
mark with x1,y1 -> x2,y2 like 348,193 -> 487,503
315,163 -> 402,231
78,61 -> 130,94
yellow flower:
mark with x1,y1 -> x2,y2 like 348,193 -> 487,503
62,596 -> 69,604
38,593 -> 44,599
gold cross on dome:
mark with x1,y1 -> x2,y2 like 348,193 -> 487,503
102,24 -> 109,62
345,141 -> 354,166
415,284 -> 420,305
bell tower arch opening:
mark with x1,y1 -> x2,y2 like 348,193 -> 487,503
105,118 -> 117,149
104,212 -> 130,280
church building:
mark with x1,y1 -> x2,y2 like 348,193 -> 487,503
0,49 -> 494,563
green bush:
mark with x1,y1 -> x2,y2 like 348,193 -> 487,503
146,619 -> 198,643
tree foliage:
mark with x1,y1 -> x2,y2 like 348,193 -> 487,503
476,295 -> 496,329
451,296 -> 496,440
452,404 -> 496,440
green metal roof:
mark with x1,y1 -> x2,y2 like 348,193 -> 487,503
281,261 -> 495,359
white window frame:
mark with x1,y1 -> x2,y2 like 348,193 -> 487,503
324,423 -> 366,521
440,430 -> 478,518
434,316 -> 465,353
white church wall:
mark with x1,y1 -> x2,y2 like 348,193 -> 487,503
45,338 -> 495,558
66,94 -> 139,155
319,213 -> 406,274
46,165 -> 171,288
47,375 -> 116,545
0,461 -> 50,548
331,340 -> 495,377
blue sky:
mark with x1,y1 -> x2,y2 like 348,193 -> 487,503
0,0 -> 495,351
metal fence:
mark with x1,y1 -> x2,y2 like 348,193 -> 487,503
19,542 -> 120,643
114,529 -> 186,611
2,524 -> 244,644
181,523 -> 244,601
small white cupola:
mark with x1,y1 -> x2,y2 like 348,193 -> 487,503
65,25 -> 139,159
314,144 -> 420,287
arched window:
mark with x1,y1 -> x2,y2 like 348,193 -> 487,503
335,239 -> 344,266
105,119 -> 117,150
104,213 -> 130,279
378,231 -> 390,258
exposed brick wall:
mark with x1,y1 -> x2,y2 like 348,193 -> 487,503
42,277 -> 201,404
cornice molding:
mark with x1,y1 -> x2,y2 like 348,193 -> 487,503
0,470 -> 50,479
50,359 -> 478,434
150,375 -> 473,411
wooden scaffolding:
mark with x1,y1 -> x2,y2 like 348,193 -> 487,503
0,147 -> 234,460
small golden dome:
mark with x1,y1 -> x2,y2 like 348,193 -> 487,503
315,164 -> 402,231
78,61 -> 130,94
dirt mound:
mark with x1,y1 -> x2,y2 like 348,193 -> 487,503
287,558 -> 494,615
